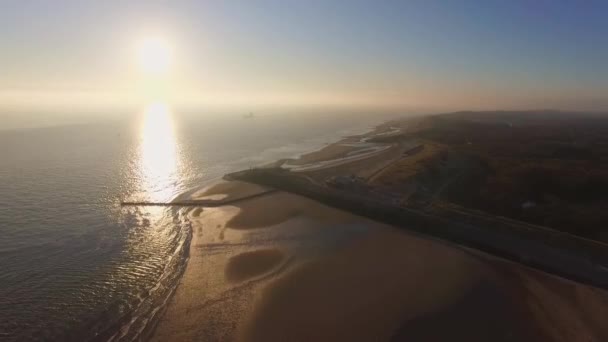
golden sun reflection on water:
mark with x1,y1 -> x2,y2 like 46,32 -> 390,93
139,102 -> 181,203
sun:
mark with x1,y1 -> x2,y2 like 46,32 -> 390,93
136,37 -> 173,76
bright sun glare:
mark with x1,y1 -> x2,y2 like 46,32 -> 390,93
136,37 -> 173,76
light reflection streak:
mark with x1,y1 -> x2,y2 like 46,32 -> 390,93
139,102 -> 181,204
111,104 -> 190,341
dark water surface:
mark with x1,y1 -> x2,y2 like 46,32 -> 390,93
0,106 -> 394,341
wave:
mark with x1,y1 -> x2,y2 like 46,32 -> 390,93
84,208 -> 193,342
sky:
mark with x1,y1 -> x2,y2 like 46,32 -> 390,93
1,0 -> 608,113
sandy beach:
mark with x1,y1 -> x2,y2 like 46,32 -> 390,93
150,179 -> 608,342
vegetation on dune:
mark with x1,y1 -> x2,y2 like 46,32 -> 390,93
383,112 -> 608,241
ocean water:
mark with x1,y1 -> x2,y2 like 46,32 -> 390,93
0,105 -> 396,341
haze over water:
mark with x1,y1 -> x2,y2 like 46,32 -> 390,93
0,106 -> 394,340
2,1 -> 608,340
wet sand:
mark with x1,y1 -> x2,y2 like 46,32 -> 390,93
152,180 -> 608,342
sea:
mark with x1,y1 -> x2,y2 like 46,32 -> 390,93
0,105 -> 398,341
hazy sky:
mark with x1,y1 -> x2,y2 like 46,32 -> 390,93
1,0 -> 608,111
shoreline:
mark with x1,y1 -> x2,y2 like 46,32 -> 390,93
147,120 -> 409,341
144,122 -> 393,340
